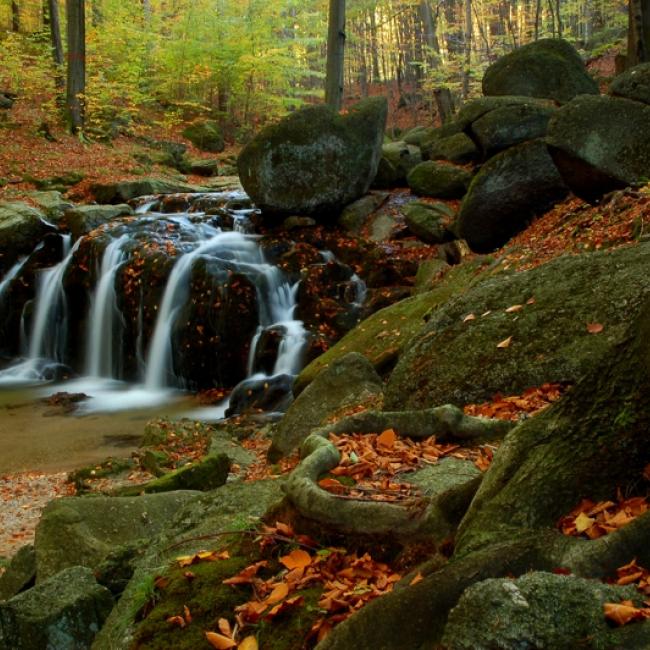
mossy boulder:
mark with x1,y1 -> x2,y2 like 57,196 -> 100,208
268,352 -> 384,461
26,191 -> 74,223
426,132 -> 479,164
458,140 -> 568,253
182,119 -> 225,153
294,258 -> 491,393
63,203 -> 133,240
0,546 -> 35,602
338,191 -> 390,233
407,161 -> 472,199
34,491 -> 200,581
442,572 -> 648,649
238,97 -> 387,218
385,242 -> 650,410
32,171 -> 85,192
454,95 -> 555,130
546,94 -> 650,201
189,158 -> 219,176
402,125 -> 438,147
373,141 -> 423,187
92,480 -> 284,649
0,202 -> 53,273
482,38 -> 598,103
90,178 -> 209,204
0,566 -> 114,650
403,200 -> 456,244
114,453 -> 230,496
471,102 -> 556,158
609,62 -> 650,105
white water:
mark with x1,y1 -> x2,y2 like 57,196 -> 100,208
0,257 -> 26,300
85,235 -> 129,378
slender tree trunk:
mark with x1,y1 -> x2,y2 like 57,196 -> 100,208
66,0 -> 86,133
47,0 -> 65,89
325,0 -> 346,110
535,0 -> 542,38
462,0 -> 472,99
627,0 -> 650,65
11,1 -> 20,32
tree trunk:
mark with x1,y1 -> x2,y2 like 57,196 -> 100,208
627,0 -> 650,66
48,0 -> 65,90
11,1 -> 20,32
462,0 -> 472,99
66,0 -> 86,133
325,0 -> 346,111
434,87 -> 455,123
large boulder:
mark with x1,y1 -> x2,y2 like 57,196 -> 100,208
407,161 -> 472,199
458,140 -> 568,253
268,352 -> 384,461
26,191 -> 74,224
182,119 -> 225,152
609,62 -> 650,105
385,242 -> 650,410
0,202 -> 53,273
34,491 -> 199,581
0,546 -> 35,602
442,572 -> 647,650
238,97 -> 387,218
0,566 -> 114,650
63,204 -> 133,240
546,94 -> 650,201
482,38 -> 598,103
470,102 -> 556,158
338,192 -> 390,233
426,132 -> 479,164
403,200 -> 456,244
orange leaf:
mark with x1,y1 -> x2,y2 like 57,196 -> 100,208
217,618 -> 232,637
205,631 -> 237,649
183,605 -> 192,624
604,601 -> 645,626
505,304 -> 524,313
409,572 -> 423,586
587,322 -> 604,334
166,615 -> 186,628
497,336 -> 513,349
238,637 -> 258,650
265,582 -> 289,605
280,549 -> 312,570
376,429 -> 397,449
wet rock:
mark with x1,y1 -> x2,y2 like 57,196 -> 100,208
338,192 -> 390,234
63,204 -> 133,240
283,216 -> 317,230
91,178 -> 208,204
458,140 -> 568,253
250,325 -> 286,375
609,62 -> 650,105
0,202 -> 53,273
482,38 -> 598,103
34,491 -> 200,580
386,243 -> 650,410
268,352 -> 384,461
182,119 -> 225,152
238,97 -> 387,219
546,94 -> 650,201
407,161 -> 472,199
26,191 -> 74,224
0,566 -> 114,650
226,373 -> 295,417
442,572 -> 645,650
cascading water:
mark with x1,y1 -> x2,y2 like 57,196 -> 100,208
85,234 -> 129,378
0,257 -> 26,302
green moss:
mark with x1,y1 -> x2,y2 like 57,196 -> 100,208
131,541 -> 323,650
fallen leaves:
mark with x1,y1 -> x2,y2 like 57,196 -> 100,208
496,336 -> 513,349
559,493 -> 649,539
176,549 -> 230,568
464,383 -> 566,422
280,549 -> 312,570
603,601 -> 650,626
587,322 -> 605,334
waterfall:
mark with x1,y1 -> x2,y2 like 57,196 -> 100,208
85,235 -> 129,378
0,257 -> 26,306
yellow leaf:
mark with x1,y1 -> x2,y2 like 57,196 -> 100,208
505,304 -> 524,313
574,512 -> 595,533
279,549 -> 312,570
238,637 -> 259,650
604,601 -> 645,626
205,631 -> 237,649
463,313 -> 476,322
265,582 -> 289,605
497,336 -> 513,349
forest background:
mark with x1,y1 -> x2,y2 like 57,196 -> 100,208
0,0 -> 631,147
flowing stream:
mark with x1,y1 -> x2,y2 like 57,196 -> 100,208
0,192 -> 310,417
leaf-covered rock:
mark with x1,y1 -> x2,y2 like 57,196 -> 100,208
238,98 -> 387,219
